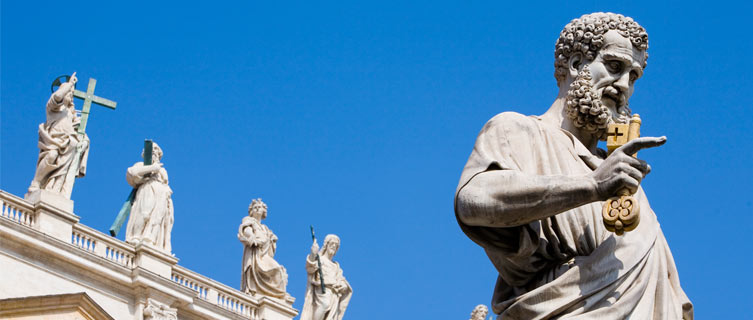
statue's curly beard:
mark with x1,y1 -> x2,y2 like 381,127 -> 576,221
565,66 -> 631,140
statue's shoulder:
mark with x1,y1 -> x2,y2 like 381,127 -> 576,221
241,216 -> 256,225
483,111 -> 539,132
487,111 -> 533,124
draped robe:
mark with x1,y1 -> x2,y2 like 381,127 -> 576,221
301,253 -> 352,320
125,163 -> 174,252
455,112 -> 693,319
238,216 -> 288,298
28,93 -> 89,198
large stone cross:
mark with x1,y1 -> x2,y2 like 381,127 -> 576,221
60,76 -> 117,196
73,78 -> 117,135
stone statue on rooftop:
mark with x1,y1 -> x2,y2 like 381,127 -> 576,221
238,199 -> 289,298
125,142 -> 174,253
454,12 -> 693,319
469,305 -> 488,320
26,73 -> 89,200
301,234 -> 352,320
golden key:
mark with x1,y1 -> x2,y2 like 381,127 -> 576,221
602,114 -> 641,235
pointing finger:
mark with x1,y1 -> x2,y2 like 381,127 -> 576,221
620,136 -> 667,155
637,159 -> 651,175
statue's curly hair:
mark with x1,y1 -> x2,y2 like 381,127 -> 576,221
470,305 -> 488,320
248,198 -> 268,219
554,12 -> 649,85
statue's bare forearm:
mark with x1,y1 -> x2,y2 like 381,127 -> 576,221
456,170 -> 599,228
457,137 -> 665,228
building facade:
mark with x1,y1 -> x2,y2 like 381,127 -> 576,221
0,190 -> 298,320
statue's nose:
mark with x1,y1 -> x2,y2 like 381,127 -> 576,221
613,72 -> 631,92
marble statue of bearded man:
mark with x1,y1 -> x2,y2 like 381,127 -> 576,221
301,234 -> 352,320
238,199 -> 289,298
125,142 -> 174,253
454,12 -> 693,319
27,73 -> 89,199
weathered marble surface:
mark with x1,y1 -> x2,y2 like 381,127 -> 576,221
238,199 -> 289,298
454,12 -> 692,319
300,234 -> 351,320
125,142 -> 174,253
26,74 -> 89,200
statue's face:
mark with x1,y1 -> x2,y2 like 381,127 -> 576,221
324,241 -> 339,258
249,204 -> 266,219
585,30 -> 645,118
152,147 -> 161,163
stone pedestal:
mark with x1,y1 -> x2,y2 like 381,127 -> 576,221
25,189 -> 73,213
25,190 -> 79,242
134,243 -> 178,279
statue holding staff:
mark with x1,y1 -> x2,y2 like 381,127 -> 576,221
301,234 -> 352,320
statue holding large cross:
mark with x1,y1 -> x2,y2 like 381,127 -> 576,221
26,73 -> 117,202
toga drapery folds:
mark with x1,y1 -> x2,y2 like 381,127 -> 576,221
455,112 -> 693,319
239,216 -> 288,298
300,253 -> 352,320
125,163 -> 173,252
28,90 -> 89,198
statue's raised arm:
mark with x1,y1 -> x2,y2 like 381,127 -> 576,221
26,72 -> 89,201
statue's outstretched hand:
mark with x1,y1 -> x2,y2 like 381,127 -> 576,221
590,136 -> 666,199
311,241 -> 320,255
59,72 -> 77,94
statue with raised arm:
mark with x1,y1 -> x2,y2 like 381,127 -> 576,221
27,73 -> 89,199
454,13 -> 692,319
301,234 -> 352,320
238,199 -> 289,298
125,142 -> 173,253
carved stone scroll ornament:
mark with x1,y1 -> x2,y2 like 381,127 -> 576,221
143,298 -> 177,320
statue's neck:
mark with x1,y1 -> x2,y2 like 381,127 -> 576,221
540,89 -> 601,153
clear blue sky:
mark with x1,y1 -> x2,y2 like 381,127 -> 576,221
2,1 -> 752,319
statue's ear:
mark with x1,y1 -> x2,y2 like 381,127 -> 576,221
568,52 -> 584,78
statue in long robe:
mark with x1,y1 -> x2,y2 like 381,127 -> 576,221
454,13 -> 692,319
238,199 -> 288,298
27,74 -> 89,199
125,142 -> 173,253
301,234 -> 352,320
